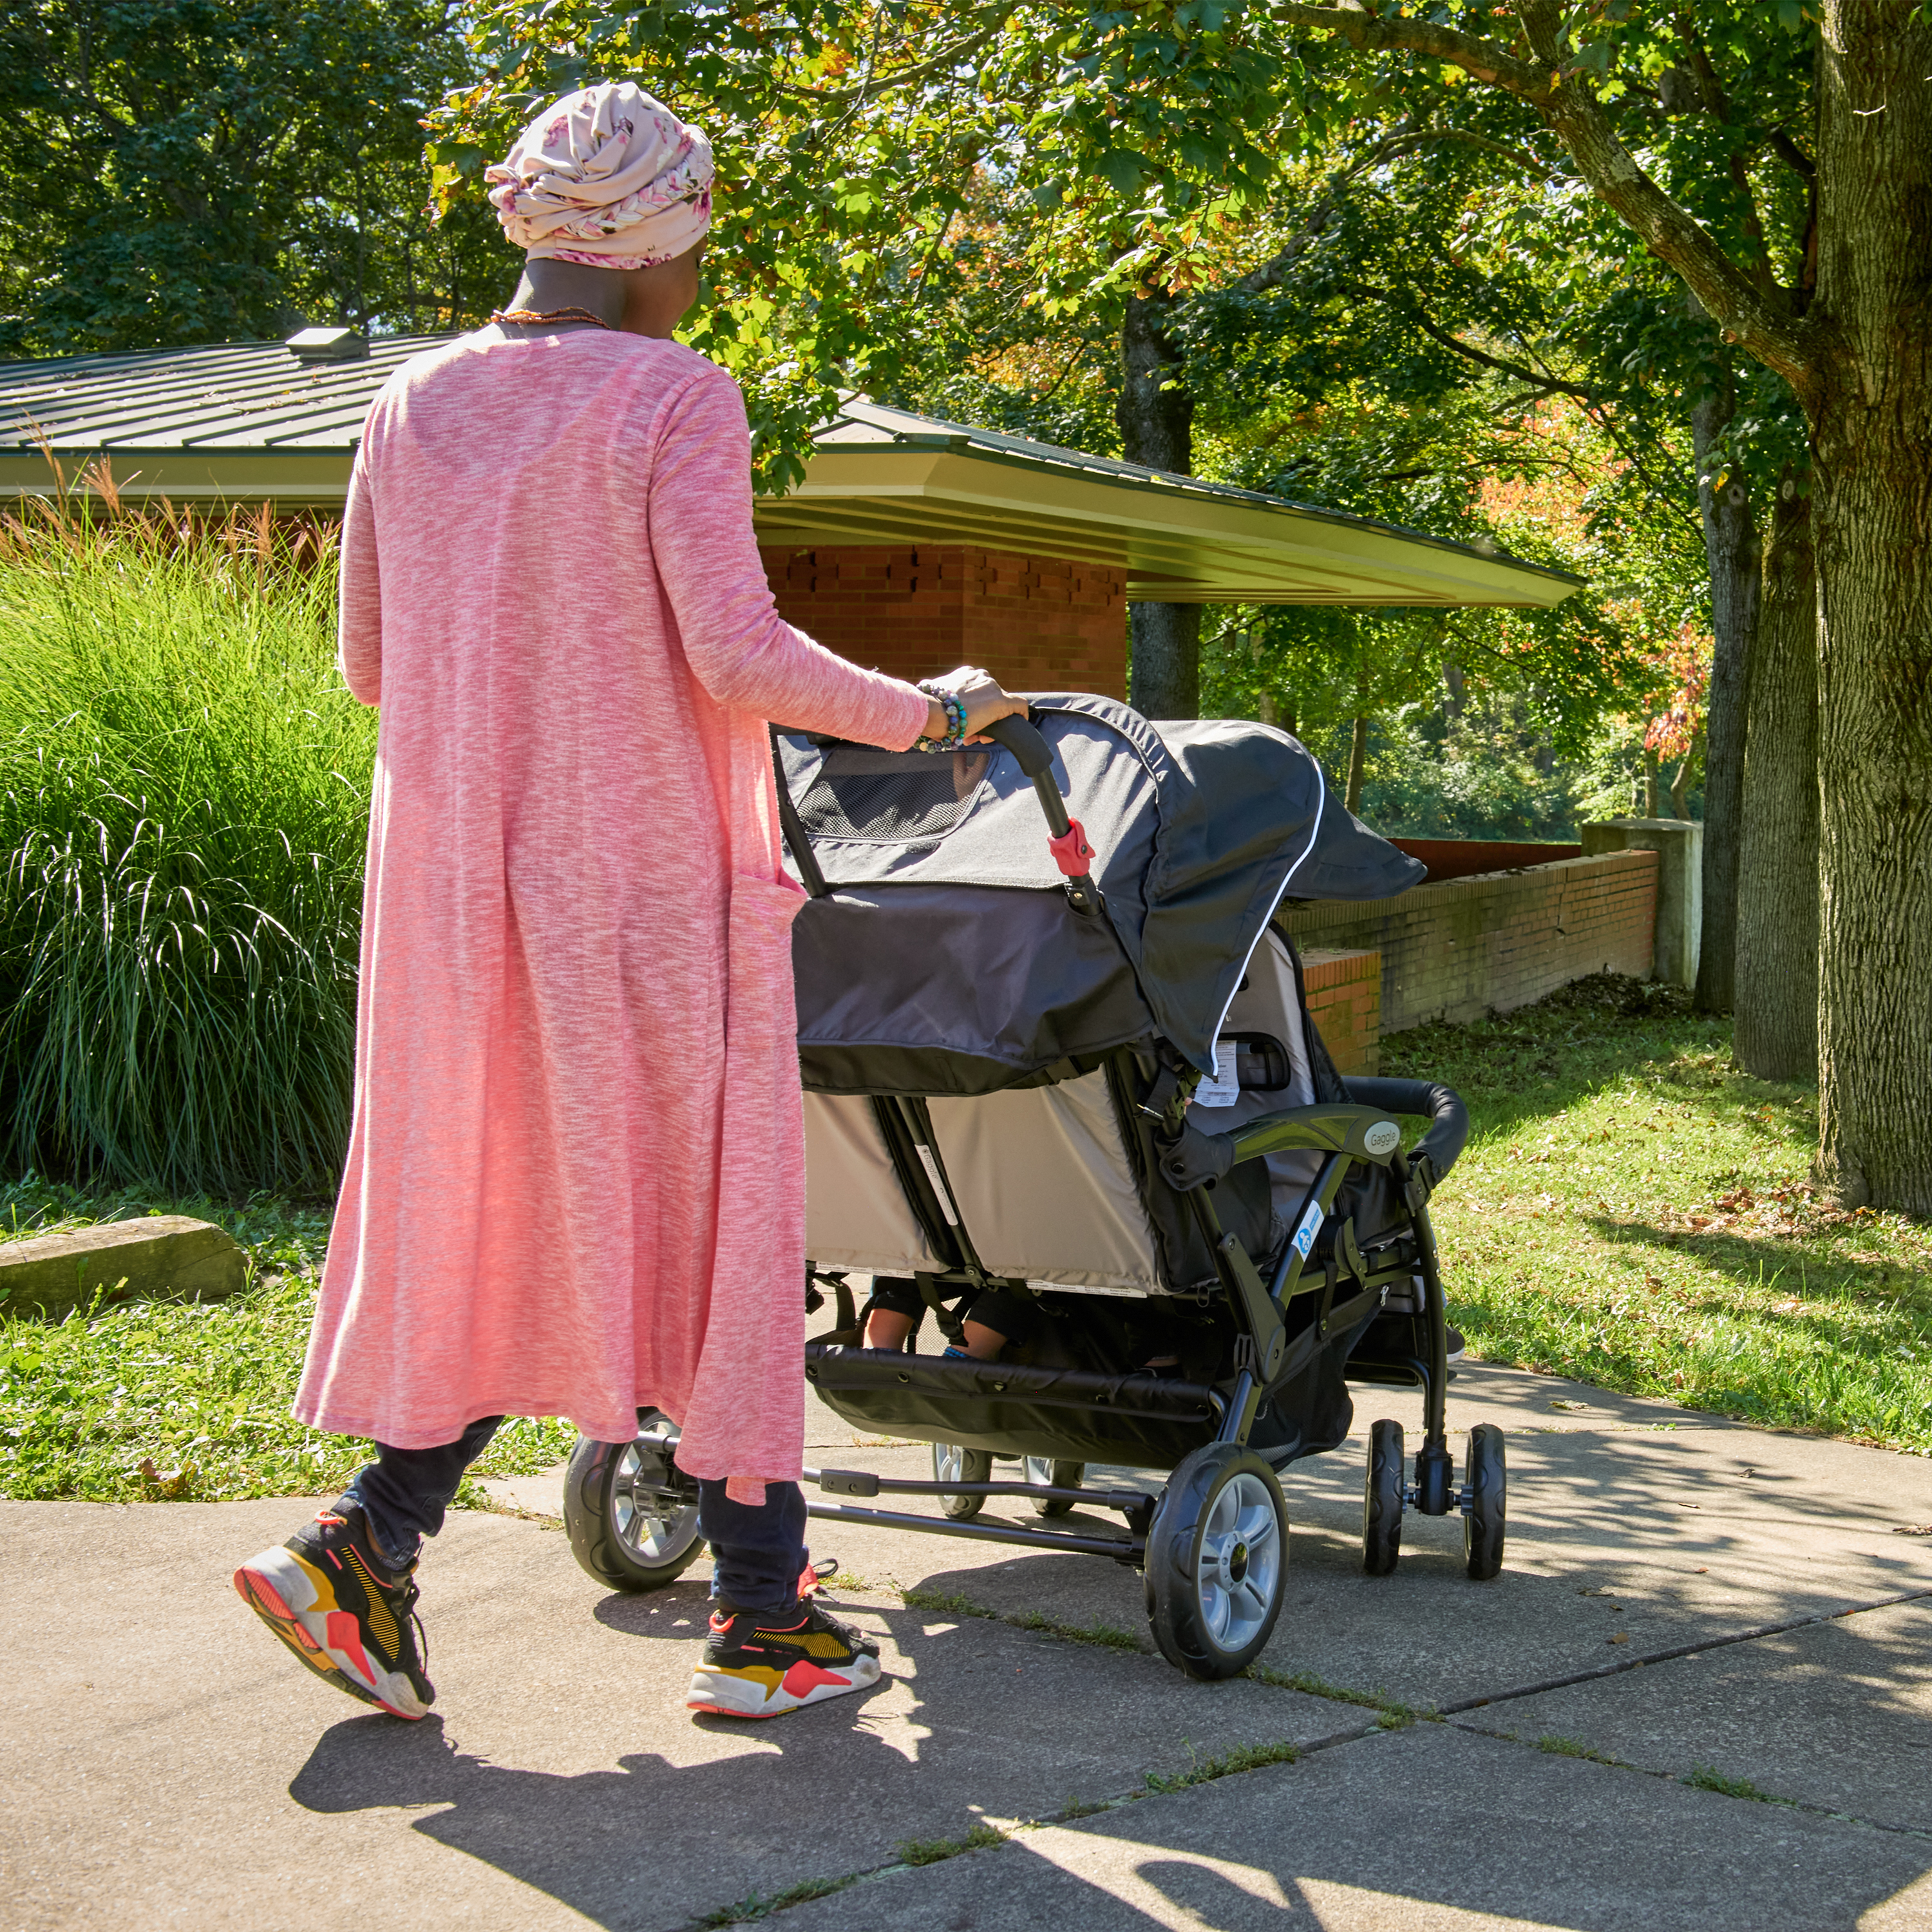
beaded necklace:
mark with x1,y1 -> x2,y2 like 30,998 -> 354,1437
488,307 -> 616,330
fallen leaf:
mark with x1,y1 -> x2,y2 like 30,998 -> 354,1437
1893,1525 -> 1932,1538
1609,1632 -> 1629,1645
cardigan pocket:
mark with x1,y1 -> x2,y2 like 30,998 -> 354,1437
725,873 -> 810,1050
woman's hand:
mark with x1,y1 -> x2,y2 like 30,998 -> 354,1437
922,667 -> 1027,744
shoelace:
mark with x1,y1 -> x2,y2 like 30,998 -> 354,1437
392,1575 -> 428,1669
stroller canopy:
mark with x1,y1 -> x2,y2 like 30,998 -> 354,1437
781,694 -> 1423,1088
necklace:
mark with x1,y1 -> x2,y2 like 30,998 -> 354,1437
489,306 -> 615,330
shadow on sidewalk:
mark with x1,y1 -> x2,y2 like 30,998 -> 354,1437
285,1592 -> 1050,1930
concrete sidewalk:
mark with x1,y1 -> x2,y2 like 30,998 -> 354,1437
7,1364 -> 1932,1930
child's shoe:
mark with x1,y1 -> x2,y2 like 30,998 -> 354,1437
233,1503 -> 433,1719
687,1596 -> 880,1718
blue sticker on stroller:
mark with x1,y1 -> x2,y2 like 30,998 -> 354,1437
1291,1202 -> 1324,1260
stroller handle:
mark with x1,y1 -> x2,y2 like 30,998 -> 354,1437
982,712 -> 1056,782
1341,1076 -> 1469,1183
983,712 -> 1102,916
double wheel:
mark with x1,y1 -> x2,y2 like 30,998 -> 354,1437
564,1409 -> 707,1590
1361,1419 -> 1507,1581
931,1444 -> 1086,1519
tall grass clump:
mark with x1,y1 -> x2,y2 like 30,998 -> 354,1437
0,489 -> 374,1194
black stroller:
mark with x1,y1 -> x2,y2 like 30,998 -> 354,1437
563,696 -> 1504,1680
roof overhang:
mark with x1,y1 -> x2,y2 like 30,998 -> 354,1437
1,345 -> 1580,609
759,437 -> 1574,608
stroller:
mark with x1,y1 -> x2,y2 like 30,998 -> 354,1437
562,696 -> 1504,1680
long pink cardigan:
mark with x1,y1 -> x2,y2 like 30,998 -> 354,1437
294,329 -> 928,1501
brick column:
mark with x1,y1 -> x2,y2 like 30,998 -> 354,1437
761,544 -> 1128,697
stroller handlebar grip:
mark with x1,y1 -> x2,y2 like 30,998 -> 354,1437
982,712 -> 1055,778
1340,1077 -> 1469,1182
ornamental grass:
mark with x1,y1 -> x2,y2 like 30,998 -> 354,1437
0,486 -> 372,1195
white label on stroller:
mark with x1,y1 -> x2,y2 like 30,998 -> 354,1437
1292,1201 -> 1325,1260
914,1143 -> 960,1224
1193,1041 -> 1240,1109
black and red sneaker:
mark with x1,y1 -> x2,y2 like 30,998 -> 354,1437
687,1596 -> 881,1718
233,1503 -> 434,1720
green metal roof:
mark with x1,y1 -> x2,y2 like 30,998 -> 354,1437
0,336 -> 1582,608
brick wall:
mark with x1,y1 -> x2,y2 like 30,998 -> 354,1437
1282,849 -> 1659,1035
1302,948 -> 1382,1075
761,545 -> 1128,698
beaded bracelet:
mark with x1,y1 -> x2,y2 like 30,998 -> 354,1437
914,683 -> 968,753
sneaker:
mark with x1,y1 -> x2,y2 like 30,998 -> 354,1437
687,1596 -> 881,1719
1446,1325 -> 1467,1365
233,1504 -> 434,1720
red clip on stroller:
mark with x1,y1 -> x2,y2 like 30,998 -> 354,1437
562,696 -> 1504,1679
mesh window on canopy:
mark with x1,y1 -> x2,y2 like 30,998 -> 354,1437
797,746 -> 991,844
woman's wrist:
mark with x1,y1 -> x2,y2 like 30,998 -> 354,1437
913,683 -> 968,752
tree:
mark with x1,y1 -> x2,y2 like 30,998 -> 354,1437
1735,477 -> 1819,1079
1267,1 -> 1931,1211
436,0 -> 1305,490
0,0 -> 501,352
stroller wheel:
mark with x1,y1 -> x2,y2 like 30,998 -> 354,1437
564,1410 -> 706,1592
934,1443 -> 992,1520
1461,1423 -> 1507,1580
1144,1444 -> 1288,1680
1363,1419 -> 1405,1577
1024,1457 -> 1086,1518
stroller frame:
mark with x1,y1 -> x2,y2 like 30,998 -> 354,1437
562,713 -> 1503,1680
797,1071 -> 1465,1554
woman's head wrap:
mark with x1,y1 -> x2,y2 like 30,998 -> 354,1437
486,82 -> 713,271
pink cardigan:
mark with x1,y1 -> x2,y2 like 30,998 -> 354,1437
294,328 -> 929,1501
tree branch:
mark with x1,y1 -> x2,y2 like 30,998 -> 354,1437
1271,1 -> 1815,392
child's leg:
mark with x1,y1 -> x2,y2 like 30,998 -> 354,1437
951,1287 -> 1036,1361
863,1276 -> 925,1351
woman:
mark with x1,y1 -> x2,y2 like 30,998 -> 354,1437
234,81 -> 1021,1723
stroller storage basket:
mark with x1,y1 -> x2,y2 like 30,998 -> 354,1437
806,1343 -> 1220,1465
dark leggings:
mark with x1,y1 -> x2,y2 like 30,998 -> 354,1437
866,1277 -> 1036,1346
340,1419 -> 808,1612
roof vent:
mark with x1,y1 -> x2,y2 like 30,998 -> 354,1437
285,327 -> 368,365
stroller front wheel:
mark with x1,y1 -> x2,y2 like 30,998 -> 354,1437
1144,1445 -> 1289,1680
1363,1419 -> 1405,1576
1461,1423 -> 1507,1580
563,1411 -> 706,1591
933,1442 -> 992,1519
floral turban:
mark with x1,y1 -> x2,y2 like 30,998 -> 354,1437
486,82 -> 714,271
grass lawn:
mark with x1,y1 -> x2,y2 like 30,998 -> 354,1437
3,974 -> 1928,1502
0,1182 -> 576,1502
1384,976 -> 1932,1453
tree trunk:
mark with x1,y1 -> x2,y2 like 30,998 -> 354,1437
1119,287 -> 1198,718
1810,0 -> 1932,1212
1644,746 -> 1661,817
1734,480 -> 1819,1083
1346,715 -> 1368,814
1689,368 -> 1760,1014
1669,752 -> 1694,819
1257,691 -> 1298,739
